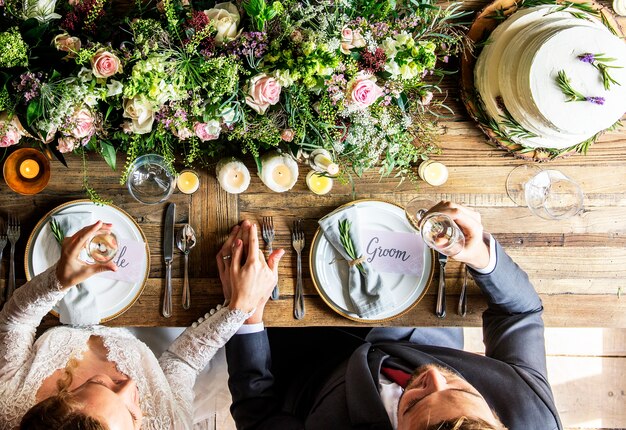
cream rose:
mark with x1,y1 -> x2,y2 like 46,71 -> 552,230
349,76 -> 384,109
91,49 -> 122,79
67,107 -> 95,139
204,2 -> 240,44
53,33 -> 81,57
245,74 -> 282,115
194,120 -> 221,141
123,96 -> 155,134
340,27 -> 366,55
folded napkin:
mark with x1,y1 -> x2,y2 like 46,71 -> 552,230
318,205 -> 394,318
50,212 -> 101,326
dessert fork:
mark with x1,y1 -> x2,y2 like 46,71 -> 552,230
6,214 -> 20,301
291,220 -> 305,319
261,216 -> 279,300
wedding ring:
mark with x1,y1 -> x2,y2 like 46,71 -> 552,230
222,255 -> 232,260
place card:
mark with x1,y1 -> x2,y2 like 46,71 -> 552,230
98,238 -> 146,284
359,229 -> 424,276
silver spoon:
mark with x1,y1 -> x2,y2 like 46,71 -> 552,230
176,224 -> 197,310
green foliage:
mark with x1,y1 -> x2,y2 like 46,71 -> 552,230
198,57 -> 240,105
0,28 -> 29,68
338,219 -> 366,275
243,0 -> 284,31
49,219 -> 65,245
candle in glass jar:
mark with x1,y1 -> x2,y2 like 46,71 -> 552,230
19,159 -> 40,180
309,149 -> 339,176
306,170 -> 333,195
418,160 -> 448,186
258,152 -> 299,193
177,170 -> 200,194
216,158 -> 251,194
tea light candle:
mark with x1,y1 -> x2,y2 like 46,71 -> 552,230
309,149 -> 339,176
177,170 -> 200,194
19,159 -> 40,180
306,170 -> 333,195
216,158 -> 251,194
614,0 -> 626,15
418,160 -> 448,186
258,152 -> 299,193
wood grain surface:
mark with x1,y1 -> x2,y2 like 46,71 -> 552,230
1,0 -> 625,328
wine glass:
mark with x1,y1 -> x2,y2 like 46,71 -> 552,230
86,229 -> 118,264
126,154 -> 176,205
506,166 -> 584,220
405,198 -> 466,257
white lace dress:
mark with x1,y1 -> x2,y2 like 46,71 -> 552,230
0,265 -> 250,430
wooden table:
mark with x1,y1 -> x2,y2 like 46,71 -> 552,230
2,1 -> 626,329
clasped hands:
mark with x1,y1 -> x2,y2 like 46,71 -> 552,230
217,220 -> 285,324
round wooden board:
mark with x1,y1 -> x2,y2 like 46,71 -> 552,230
460,0 -> 625,161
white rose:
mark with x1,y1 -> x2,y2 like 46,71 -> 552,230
23,0 -> 61,22
123,96 -> 155,134
106,80 -> 123,97
382,38 -> 397,58
395,31 -> 411,45
204,2 -> 240,45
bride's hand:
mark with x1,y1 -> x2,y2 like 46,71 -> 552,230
216,224 -> 241,302
56,221 -> 117,289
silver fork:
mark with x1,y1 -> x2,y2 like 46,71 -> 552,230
0,218 -> 7,306
6,214 -> 20,301
261,217 -> 279,300
291,220 -> 305,320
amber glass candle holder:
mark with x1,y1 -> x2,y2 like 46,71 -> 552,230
3,148 -> 51,195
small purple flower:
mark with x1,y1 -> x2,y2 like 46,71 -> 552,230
586,96 -> 605,105
578,53 -> 595,64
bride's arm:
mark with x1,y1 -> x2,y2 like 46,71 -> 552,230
0,221 -> 115,382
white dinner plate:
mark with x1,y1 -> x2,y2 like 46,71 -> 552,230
25,200 -> 150,322
310,199 -> 434,322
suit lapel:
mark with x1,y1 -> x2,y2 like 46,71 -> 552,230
344,343 -> 394,429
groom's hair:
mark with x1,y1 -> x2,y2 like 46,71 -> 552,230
427,416 -> 508,430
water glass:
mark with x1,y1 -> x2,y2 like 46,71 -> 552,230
126,154 -> 176,204
86,229 -> 118,264
524,170 -> 584,220
405,198 -> 466,256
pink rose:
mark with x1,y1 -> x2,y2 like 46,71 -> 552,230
0,113 -> 24,148
340,27 -> 366,55
245,74 -> 281,115
91,49 -> 122,79
53,33 -> 81,57
194,120 -> 221,141
349,77 -> 384,109
280,128 -> 295,142
421,91 -> 434,106
57,136 -> 78,153
67,108 -> 95,139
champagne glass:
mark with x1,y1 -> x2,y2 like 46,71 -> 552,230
405,198 -> 466,257
506,166 -> 584,220
86,229 -> 118,264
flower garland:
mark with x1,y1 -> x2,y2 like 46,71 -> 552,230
0,0 -> 468,198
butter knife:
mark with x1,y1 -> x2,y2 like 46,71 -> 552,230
436,252 -> 447,318
163,203 -> 176,318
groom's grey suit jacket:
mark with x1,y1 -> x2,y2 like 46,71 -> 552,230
226,241 -> 562,430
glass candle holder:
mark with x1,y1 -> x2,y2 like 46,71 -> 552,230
2,148 -> 51,195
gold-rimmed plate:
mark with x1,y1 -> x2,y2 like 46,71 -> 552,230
309,199 -> 434,323
25,200 -> 150,322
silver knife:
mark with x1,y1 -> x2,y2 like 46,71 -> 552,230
163,203 -> 176,318
436,252 -> 447,318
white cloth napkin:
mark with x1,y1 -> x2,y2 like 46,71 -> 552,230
51,212 -> 101,326
318,205 -> 393,318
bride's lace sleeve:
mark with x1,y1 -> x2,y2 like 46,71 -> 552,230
0,264 -> 66,382
159,305 -> 251,428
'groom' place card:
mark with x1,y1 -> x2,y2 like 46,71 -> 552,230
99,239 -> 146,284
360,229 -> 424,276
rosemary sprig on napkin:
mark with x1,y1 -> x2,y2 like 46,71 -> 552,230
338,219 -> 365,275
50,219 -> 65,245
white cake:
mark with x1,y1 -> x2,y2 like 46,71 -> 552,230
475,5 -> 626,150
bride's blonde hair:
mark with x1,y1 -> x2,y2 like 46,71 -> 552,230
20,358 -> 108,430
